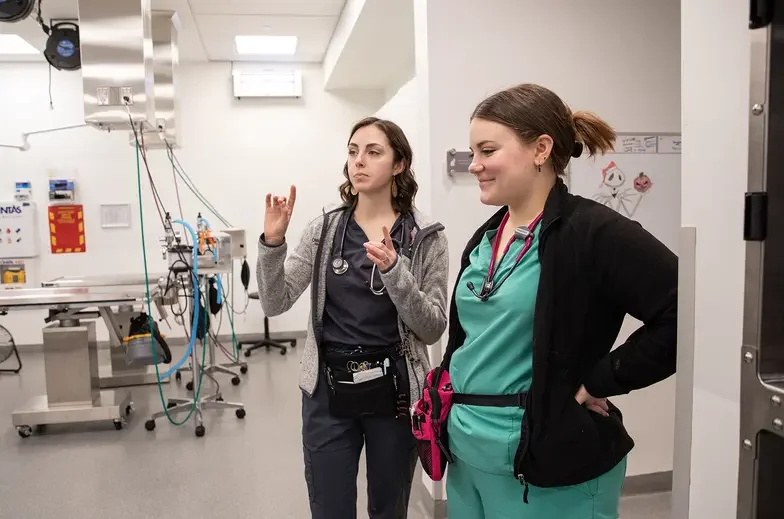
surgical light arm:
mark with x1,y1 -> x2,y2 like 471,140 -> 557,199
0,124 -> 90,151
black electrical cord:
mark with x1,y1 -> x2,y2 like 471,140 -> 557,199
209,312 -> 238,363
171,160 -> 189,245
129,117 -> 166,227
129,113 -> 242,358
130,117 -> 193,274
164,141 -> 232,227
220,275 -> 249,316
129,114 -> 199,331
35,0 -> 50,34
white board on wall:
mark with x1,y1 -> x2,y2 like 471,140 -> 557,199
0,201 -> 38,259
568,133 -> 681,254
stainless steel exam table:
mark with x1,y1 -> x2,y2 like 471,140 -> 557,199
3,276 -> 168,436
42,274 -> 170,389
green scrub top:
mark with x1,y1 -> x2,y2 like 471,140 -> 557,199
447,225 -> 541,475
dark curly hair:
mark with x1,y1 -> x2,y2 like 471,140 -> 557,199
339,117 -> 418,215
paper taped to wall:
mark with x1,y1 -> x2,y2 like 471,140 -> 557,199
657,135 -> 682,153
619,135 -> 658,154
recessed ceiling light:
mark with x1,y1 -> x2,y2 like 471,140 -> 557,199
0,34 -> 39,55
235,35 -> 297,56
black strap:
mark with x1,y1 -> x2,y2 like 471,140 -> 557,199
453,392 -> 527,408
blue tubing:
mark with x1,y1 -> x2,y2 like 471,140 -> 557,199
216,275 -> 223,305
159,219 -> 201,379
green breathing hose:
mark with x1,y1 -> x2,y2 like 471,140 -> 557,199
165,146 -> 240,360
135,139 -> 207,426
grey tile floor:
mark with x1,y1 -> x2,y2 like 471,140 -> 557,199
0,344 -> 671,518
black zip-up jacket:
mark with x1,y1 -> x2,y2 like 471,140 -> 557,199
442,177 -> 678,491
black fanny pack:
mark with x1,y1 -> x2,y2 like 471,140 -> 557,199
323,346 -> 400,418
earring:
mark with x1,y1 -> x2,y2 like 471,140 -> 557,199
537,156 -> 548,173
350,185 -> 357,195
391,181 -> 398,198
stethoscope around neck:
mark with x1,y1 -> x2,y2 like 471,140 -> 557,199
331,208 -> 407,296
467,211 -> 544,302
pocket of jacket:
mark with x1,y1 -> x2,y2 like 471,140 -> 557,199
534,393 -> 602,474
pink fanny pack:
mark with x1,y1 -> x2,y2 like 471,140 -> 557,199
411,367 -> 454,481
411,366 -> 530,481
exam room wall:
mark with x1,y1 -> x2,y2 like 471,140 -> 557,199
680,0 -> 749,515
0,62 -> 382,346
415,0 -> 681,480
374,77 -> 423,210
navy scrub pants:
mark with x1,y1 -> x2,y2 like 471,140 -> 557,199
301,360 -> 418,519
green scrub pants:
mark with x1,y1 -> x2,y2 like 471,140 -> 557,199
445,456 -> 627,519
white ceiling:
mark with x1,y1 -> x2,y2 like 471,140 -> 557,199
0,0 -> 347,63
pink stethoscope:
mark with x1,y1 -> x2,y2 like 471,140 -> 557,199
466,211 -> 543,301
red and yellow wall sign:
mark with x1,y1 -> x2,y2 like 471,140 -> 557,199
49,204 -> 86,254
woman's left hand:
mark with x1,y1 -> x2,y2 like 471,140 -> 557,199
364,226 -> 398,271
575,385 -> 610,417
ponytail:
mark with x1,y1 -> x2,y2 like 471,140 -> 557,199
469,83 -> 616,173
572,111 -> 616,158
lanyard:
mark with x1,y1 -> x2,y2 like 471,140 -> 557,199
473,211 -> 543,301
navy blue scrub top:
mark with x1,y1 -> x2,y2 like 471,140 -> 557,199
321,210 -> 414,348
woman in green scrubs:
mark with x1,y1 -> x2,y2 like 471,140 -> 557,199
440,83 -> 678,518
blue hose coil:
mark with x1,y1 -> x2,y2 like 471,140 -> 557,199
158,219 -> 200,379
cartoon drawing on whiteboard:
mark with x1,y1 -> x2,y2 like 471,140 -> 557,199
592,161 -> 652,218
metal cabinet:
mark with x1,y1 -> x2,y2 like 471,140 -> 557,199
739,2 -> 784,518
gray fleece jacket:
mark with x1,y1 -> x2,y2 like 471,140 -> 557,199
256,204 -> 449,401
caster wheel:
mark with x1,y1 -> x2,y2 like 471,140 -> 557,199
280,349 -> 287,356
244,349 -> 251,358
175,371 -> 182,382
231,376 -> 241,386
17,425 -> 32,438
145,420 -> 156,431
240,365 -> 248,374
236,408 -> 246,419
186,381 -> 194,391
195,425 -> 206,437
290,340 -> 297,347
113,420 -> 124,431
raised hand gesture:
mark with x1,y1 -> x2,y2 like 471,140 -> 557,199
364,226 -> 398,272
264,185 -> 296,246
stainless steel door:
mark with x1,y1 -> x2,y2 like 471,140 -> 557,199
739,2 -> 784,517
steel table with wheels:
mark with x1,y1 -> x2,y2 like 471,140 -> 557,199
0,286 -> 157,437
43,275 -> 170,388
